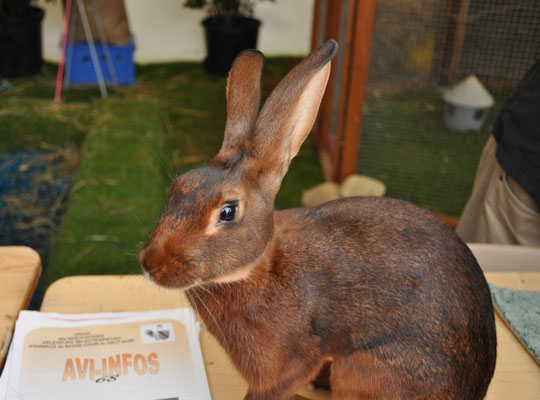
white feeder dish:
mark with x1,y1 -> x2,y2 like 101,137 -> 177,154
442,75 -> 494,131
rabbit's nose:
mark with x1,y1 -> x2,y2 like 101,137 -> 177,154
139,245 -> 160,275
138,247 -> 149,272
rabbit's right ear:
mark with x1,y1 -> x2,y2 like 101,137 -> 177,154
244,40 -> 337,199
212,50 -> 265,168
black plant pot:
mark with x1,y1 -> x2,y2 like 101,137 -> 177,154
0,6 -> 45,77
202,16 -> 261,75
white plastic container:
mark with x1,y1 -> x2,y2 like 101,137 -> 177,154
442,75 -> 494,131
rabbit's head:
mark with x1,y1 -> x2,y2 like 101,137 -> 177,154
139,41 -> 338,289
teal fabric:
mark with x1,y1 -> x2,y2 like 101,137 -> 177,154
489,283 -> 540,363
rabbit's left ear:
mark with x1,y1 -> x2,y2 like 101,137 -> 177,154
212,50 -> 265,168
245,40 -> 337,197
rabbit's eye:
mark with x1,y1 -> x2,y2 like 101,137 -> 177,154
219,205 -> 237,222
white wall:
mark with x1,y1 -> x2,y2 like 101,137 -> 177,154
38,0 -> 314,64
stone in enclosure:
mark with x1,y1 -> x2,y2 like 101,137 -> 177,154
301,182 -> 340,207
340,174 -> 386,198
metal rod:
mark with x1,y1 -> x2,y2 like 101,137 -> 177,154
77,0 -> 108,98
54,0 -> 74,103
90,0 -> 119,88
63,0 -> 78,89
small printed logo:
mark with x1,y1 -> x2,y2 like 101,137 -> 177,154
140,322 -> 175,344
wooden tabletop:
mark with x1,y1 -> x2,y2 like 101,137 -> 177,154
40,272 -> 540,400
0,246 -> 41,369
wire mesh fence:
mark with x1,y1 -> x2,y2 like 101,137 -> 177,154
357,0 -> 540,217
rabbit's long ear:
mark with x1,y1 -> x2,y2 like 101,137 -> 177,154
246,40 -> 337,198
212,50 -> 265,167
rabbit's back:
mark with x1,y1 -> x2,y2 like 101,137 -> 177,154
274,196 -> 496,398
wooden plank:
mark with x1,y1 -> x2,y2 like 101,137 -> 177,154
310,0 -> 323,51
0,246 -> 41,369
310,0 -> 324,152
39,272 -> 540,399
331,0 -> 357,182
447,0 -> 471,84
437,0 -> 457,82
334,0 -> 377,182
313,0 -> 343,155
437,213 -> 459,229
311,0 -> 377,182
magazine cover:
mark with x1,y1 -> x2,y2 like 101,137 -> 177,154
0,309 -> 211,400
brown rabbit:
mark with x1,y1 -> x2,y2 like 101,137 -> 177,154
139,40 -> 496,399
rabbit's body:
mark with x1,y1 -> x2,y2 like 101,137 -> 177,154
187,197 -> 496,399
140,41 -> 496,399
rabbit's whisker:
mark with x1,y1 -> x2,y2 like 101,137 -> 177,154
131,133 -> 173,181
188,289 -> 226,345
199,284 -> 222,306
130,212 -> 151,238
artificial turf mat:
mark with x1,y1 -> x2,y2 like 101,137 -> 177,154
0,98 -> 88,152
44,99 -> 166,288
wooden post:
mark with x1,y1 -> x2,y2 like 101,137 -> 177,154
312,0 -> 344,180
311,0 -> 377,182
438,0 -> 471,85
334,0 -> 377,182
447,0 -> 470,84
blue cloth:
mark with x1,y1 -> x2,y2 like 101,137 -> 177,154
489,283 -> 540,363
0,151 -> 73,257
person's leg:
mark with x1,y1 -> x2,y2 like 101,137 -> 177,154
457,137 -> 540,246
457,137 -> 498,242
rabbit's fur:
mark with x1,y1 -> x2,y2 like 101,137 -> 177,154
140,41 -> 496,399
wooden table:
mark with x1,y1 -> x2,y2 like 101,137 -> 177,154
41,272 -> 540,400
0,246 -> 42,369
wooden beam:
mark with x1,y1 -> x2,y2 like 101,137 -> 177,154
331,0 -> 356,181
310,0 -> 377,183
310,0 -> 323,50
312,0 -> 343,155
335,0 -> 377,182
310,0 -> 324,149
446,0 -> 470,84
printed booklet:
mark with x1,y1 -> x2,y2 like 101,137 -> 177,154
0,308 -> 211,400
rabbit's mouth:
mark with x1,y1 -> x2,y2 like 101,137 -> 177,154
139,245 -> 201,289
143,263 -> 201,290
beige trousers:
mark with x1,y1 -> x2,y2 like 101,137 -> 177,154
456,137 -> 540,246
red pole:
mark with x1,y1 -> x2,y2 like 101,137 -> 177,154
54,0 -> 73,104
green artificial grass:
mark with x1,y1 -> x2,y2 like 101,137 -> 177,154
44,99 -> 166,287
0,99 -> 88,152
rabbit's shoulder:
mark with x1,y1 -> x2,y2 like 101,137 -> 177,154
274,197 -> 467,274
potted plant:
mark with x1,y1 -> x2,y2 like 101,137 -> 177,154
184,0 -> 273,74
0,0 -> 46,77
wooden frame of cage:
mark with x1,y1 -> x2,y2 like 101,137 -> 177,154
310,0 -> 377,183
311,0 -> 462,228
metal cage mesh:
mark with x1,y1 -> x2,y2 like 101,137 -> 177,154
357,0 -> 540,217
